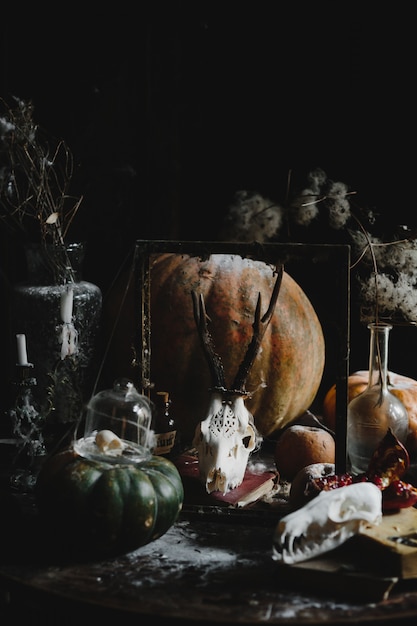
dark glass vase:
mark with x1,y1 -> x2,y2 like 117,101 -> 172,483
11,243 -> 102,455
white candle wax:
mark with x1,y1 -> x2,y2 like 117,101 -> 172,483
61,288 -> 74,324
16,333 -> 28,366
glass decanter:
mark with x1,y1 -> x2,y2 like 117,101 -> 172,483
347,322 -> 409,475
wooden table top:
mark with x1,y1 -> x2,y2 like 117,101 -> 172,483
2,487 -> 417,626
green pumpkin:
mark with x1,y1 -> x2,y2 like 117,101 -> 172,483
35,448 -> 184,557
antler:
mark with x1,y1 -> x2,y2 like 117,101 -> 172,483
192,264 -> 283,396
192,290 -> 227,391
231,264 -> 284,394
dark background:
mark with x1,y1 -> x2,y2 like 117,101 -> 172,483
1,8 -> 417,623
1,2 -> 416,385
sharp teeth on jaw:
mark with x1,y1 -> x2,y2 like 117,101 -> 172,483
277,533 -> 330,563
293,533 -> 305,550
292,534 -> 308,559
275,530 -> 333,562
282,533 -> 289,552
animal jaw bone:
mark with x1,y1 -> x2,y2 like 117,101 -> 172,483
192,267 -> 283,494
272,482 -> 382,564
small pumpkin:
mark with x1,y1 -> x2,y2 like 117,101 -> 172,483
104,253 -> 325,442
322,370 -> 417,456
35,448 -> 184,557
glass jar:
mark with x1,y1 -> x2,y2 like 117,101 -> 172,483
11,242 -> 102,453
151,391 -> 181,459
347,323 -> 409,474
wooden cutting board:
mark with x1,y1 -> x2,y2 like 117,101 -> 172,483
356,504 -> 417,579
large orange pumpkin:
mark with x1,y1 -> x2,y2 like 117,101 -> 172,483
322,370 -> 417,456
103,253 -> 325,443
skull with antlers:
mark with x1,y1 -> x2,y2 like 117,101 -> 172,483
191,265 -> 283,494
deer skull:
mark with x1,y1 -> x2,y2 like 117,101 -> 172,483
192,266 -> 283,494
272,482 -> 382,564
192,392 -> 258,493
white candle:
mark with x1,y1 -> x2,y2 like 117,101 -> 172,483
61,288 -> 74,324
16,333 -> 28,366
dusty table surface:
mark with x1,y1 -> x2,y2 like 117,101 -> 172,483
2,489 -> 417,626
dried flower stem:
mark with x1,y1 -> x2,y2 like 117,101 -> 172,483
0,97 -> 82,267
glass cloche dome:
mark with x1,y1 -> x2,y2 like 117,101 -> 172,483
74,378 -> 154,464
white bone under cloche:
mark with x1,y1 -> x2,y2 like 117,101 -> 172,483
95,429 -> 124,454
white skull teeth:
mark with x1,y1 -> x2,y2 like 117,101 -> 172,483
275,527 -> 348,563
279,532 -> 308,562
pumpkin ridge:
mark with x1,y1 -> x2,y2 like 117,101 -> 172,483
35,451 -> 184,556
